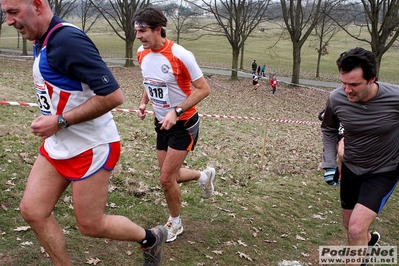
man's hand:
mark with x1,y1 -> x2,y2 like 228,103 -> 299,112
30,115 -> 60,140
324,168 -> 339,186
159,109 -> 177,130
137,105 -> 147,120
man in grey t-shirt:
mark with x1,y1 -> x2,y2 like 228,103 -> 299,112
321,47 -> 399,266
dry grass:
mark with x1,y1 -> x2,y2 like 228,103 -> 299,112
1,56 -> 398,266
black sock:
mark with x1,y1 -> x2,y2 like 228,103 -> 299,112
139,229 -> 156,249
368,232 -> 378,246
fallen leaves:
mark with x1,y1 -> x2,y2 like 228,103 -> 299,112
295,235 -> 306,241
13,226 -> 30,232
237,239 -> 248,247
237,251 -> 253,262
19,152 -> 34,165
312,214 -> 326,220
20,241 -> 33,246
216,206 -> 236,218
212,250 -> 223,255
40,247 -> 50,258
86,257 -> 102,265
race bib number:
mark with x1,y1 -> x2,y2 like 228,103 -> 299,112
143,79 -> 171,108
35,84 -> 54,115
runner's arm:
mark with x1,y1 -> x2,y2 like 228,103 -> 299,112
177,76 -> 210,112
63,88 -> 124,126
137,88 -> 150,120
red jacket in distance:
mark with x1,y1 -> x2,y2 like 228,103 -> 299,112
270,77 -> 278,87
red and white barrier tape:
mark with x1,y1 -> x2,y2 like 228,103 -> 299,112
0,100 -> 321,125
1,101 -> 39,107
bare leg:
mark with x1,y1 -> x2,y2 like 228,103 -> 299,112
342,204 -> 377,266
19,155 -> 71,266
178,167 -> 201,183
157,148 -> 200,217
346,204 -> 376,246
72,168 -> 146,241
21,155 -> 148,266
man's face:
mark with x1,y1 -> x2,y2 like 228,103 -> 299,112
135,26 -> 160,50
1,0 -> 38,41
340,67 -> 376,103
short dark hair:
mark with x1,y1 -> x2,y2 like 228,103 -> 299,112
133,7 -> 167,38
336,47 -> 377,81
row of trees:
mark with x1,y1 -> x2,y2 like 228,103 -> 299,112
1,0 -> 399,84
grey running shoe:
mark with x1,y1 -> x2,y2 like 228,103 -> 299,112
200,167 -> 215,199
142,225 -> 167,266
164,220 -> 183,242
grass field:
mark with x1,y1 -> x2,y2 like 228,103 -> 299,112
1,18 -> 399,266
2,18 -> 399,83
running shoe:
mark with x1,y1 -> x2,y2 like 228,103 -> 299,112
200,167 -> 215,199
164,219 -> 183,242
368,231 -> 380,246
141,225 -> 167,266
361,231 -> 381,266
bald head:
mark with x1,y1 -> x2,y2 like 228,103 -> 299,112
1,0 -> 53,41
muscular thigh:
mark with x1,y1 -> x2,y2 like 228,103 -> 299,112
72,169 -> 111,223
21,155 -> 70,214
71,143 -> 120,222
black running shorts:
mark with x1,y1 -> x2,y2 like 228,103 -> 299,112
340,163 -> 399,214
155,113 -> 199,151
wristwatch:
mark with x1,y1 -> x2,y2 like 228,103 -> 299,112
175,107 -> 184,117
58,114 -> 69,129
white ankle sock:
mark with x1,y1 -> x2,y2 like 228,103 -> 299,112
197,171 -> 208,184
169,216 -> 181,224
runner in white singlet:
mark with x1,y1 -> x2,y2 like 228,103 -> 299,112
134,7 -> 216,243
1,1 -> 167,265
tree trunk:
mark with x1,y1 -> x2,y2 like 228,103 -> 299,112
125,39 -> 134,67
176,30 -> 180,44
240,43 -> 244,70
316,51 -> 321,78
22,38 -> 28,56
231,46 -> 239,80
375,53 -> 382,79
291,44 -> 301,85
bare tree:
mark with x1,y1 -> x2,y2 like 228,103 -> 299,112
21,37 -> 28,55
199,0 -> 270,80
49,0 -> 77,18
333,0 -> 399,78
163,0 -> 201,44
280,0 -> 322,85
1,1 -> 76,55
5,5 -> 29,57
89,0 -> 150,67
314,0 -> 341,78
76,0 -> 100,33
